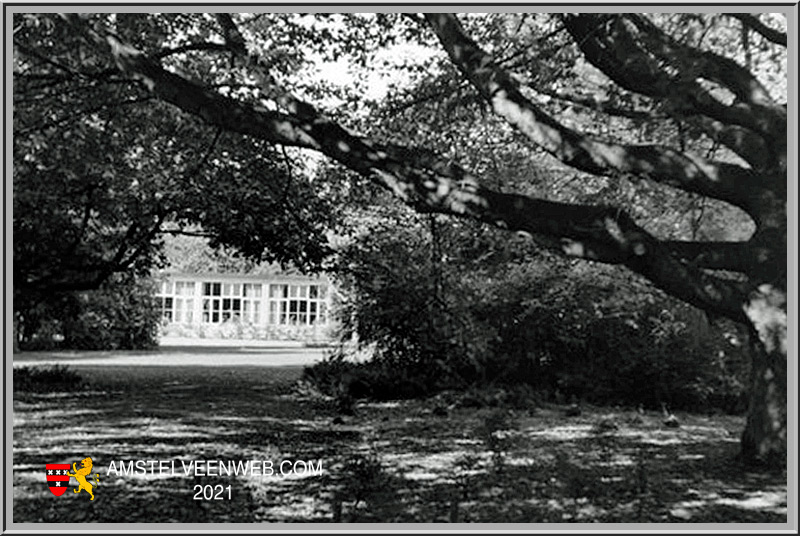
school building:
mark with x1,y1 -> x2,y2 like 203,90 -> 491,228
155,271 -> 335,342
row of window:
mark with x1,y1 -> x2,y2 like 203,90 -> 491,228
158,281 -> 329,326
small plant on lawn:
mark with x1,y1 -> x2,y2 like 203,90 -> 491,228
14,365 -> 84,394
476,409 -> 518,474
552,443 -> 615,521
337,449 -> 397,521
450,453 -> 481,522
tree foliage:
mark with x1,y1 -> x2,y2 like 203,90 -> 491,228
14,13 -> 334,297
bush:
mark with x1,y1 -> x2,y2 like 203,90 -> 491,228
303,352 -> 442,402
63,274 -> 160,350
17,274 -> 161,351
325,213 -> 749,414
14,364 -> 84,393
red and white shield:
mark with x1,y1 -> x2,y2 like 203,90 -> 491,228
46,463 -> 71,496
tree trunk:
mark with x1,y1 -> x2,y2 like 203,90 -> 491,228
740,285 -> 787,467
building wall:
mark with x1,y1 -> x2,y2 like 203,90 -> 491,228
155,272 -> 335,342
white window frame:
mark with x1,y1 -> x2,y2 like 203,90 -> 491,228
268,283 -> 328,326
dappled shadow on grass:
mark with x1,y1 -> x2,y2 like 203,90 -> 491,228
13,365 -> 787,523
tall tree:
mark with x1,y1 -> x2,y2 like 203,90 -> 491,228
13,12 -> 788,465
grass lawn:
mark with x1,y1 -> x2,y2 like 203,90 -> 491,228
12,360 -> 787,524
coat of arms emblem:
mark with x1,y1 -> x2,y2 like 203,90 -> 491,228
45,463 -> 71,496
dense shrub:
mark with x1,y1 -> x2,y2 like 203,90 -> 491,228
16,274 -> 161,351
319,214 -> 750,414
303,352 -> 444,402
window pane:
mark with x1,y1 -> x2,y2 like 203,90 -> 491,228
233,299 -> 241,311
299,301 -> 307,313
233,284 -> 240,296
299,286 -> 308,298
319,286 -> 327,299
289,301 -> 298,313
222,312 -> 230,322
204,283 -> 212,296
213,300 -> 221,312
309,286 -> 318,299
254,285 -> 262,297
223,299 -> 231,310
213,283 -> 221,296
223,283 -> 231,296
289,285 -> 298,298
165,297 -> 173,309
269,284 -> 281,298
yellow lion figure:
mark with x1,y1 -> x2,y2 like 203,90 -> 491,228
66,457 -> 99,500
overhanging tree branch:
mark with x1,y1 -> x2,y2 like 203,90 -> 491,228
149,41 -> 229,60
625,14 -> 778,109
728,13 -> 787,46
535,87 -> 667,121
663,239 -> 755,271
423,13 -> 764,216
560,14 -> 785,152
687,115 -> 771,170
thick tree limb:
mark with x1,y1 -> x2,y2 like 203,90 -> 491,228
150,41 -> 229,60
560,14 -> 785,152
663,240 -> 755,271
687,116 -> 772,171
625,14 -> 778,109
729,13 -> 787,46
423,13 -> 764,217
535,88 -> 666,121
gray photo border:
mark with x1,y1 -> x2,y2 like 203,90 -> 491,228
4,2 -> 797,533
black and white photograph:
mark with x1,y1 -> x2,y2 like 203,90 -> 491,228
6,5 -> 795,529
